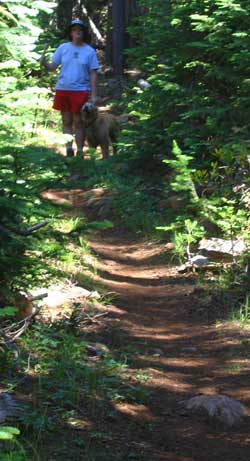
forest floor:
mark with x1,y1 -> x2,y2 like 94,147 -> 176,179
2,80 -> 250,461
39,186 -> 250,461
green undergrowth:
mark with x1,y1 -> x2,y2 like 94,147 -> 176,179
1,319 -> 150,460
68,142 -> 250,321
0,140 -> 153,460
65,154 -> 172,237
0,146 -> 90,291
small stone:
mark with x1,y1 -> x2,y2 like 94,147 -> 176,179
152,348 -> 164,356
86,345 -> 103,358
87,290 -> 101,300
178,263 -> 190,273
178,255 -> 215,273
31,284 -> 99,310
191,255 -> 211,267
86,343 -> 109,358
137,78 -> 152,90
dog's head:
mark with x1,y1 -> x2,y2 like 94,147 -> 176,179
81,102 -> 95,113
80,102 -> 98,125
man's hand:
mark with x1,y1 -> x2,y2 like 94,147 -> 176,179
39,55 -> 46,66
39,55 -> 58,72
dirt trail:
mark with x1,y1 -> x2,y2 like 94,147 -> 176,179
85,230 -> 250,461
41,187 -> 250,459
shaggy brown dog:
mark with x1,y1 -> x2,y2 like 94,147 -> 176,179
80,102 -> 120,159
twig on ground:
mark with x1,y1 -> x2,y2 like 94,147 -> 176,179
6,308 -> 39,341
28,292 -> 48,302
81,311 -> 109,325
20,221 -> 49,235
1,306 -> 41,344
0,328 -> 19,359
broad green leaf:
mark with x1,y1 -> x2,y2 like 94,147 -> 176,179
1,426 -> 20,435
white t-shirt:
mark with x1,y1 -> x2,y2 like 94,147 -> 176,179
52,42 -> 99,91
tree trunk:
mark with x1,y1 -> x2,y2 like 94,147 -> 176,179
106,2 -> 113,65
112,0 -> 125,79
56,0 -> 74,31
72,0 -> 82,18
124,0 -> 139,49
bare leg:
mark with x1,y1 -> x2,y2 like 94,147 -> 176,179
61,111 -> 74,156
73,113 -> 86,157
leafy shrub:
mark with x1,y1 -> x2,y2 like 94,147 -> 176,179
125,0 -> 250,163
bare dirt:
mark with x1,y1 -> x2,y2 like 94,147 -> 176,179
41,188 -> 250,461
86,232 -> 250,461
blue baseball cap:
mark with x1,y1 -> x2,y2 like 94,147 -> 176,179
68,19 -> 87,29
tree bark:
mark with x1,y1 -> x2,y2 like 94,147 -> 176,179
106,1 -> 113,65
72,0 -> 82,18
112,0 -> 125,79
124,0 -> 139,49
56,0 -> 74,31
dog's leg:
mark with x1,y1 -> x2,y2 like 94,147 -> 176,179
101,142 -> 110,160
110,133 -> 118,155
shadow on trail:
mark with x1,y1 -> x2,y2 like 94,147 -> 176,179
80,231 -> 250,461
20,319 -> 250,461
35,157 -> 250,460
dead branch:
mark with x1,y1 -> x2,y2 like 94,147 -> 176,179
28,292 -> 48,302
82,4 -> 105,46
81,311 -> 109,325
1,304 -> 41,346
0,221 -> 48,237
20,221 -> 49,235
0,328 -> 19,359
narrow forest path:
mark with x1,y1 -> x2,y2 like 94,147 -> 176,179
39,69 -> 250,457
83,229 -> 250,460
39,184 -> 250,461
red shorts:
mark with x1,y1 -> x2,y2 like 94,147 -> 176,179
53,90 -> 89,113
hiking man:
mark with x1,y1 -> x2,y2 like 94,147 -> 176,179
40,19 -> 99,157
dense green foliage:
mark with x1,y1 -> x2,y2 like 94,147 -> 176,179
121,0 -> 250,273
126,0 -> 250,159
1,1 -> 250,458
0,1 -> 60,283
1,0 -> 250,301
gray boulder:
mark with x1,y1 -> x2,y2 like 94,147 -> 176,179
180,394 -> 247,427
199,237 -> 246,260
